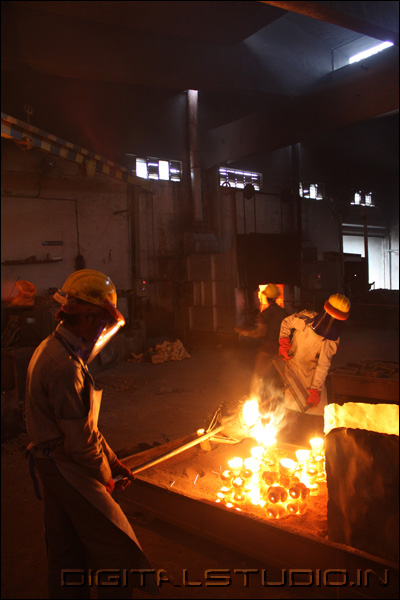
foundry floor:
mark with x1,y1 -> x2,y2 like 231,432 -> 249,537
1,321 -> 399,599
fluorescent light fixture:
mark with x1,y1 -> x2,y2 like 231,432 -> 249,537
349,41 -> 393,64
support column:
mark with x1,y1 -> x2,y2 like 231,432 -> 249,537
187,89 -> 203,225
363,211 -> 369,289
129,185 -> 143,319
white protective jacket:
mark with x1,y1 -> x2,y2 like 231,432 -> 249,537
279,310 -> 339,416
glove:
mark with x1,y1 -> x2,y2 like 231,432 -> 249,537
278,338 -> 292,361
306,389 -> 321,408
105,477 -> 115,494
110,457 -> 135,491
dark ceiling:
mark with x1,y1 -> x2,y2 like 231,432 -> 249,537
1,1 -> 399,184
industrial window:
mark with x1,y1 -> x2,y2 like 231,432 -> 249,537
126,155 -> 182,182
351,191 -> 375,207
219,168 -> 262,191
299,182 -> 324,200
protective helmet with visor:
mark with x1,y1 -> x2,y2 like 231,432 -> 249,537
311,293 -> 350,341
53,269 -> 125,363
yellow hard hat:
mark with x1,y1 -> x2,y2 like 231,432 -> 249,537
54,269 -> 124,324
324,293 -> 351,321
262,284 -> 280,299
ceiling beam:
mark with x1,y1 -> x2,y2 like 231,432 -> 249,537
1,113 -> 152,190
260,1 -> 399,45
204,48 -> 399,168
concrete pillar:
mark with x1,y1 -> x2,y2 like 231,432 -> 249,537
187,89 -> 203,225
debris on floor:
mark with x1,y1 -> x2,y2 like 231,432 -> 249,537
129,339 -> 191,364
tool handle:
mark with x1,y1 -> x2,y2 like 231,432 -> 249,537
113,424 -> 225,483
113,475 -> 129,484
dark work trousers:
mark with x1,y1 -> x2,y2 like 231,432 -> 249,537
34,458 -> 153,600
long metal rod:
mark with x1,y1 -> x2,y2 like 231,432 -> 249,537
116,425 -> 225,481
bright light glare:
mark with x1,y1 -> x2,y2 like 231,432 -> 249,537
242,398 -> 260,427
159,160 -> 169,180
349,42 -> 393,64
228,457 -> 243,471
136,158 -> 147,179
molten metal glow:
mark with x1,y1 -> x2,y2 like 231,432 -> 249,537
242,398 -> 260,428
310,438 -> 324,454
228,457 -> 243,471
244,457 -> 260,473
255,422 -> 277,447
250,446 -> 264,460
215,392 -> 326,518
240,391 -> 285,455
279,458 -> 297,476
249,488 -> 262,506
241,400 -> 278,447
216,433 -> 326,518
295,449 -> 310,463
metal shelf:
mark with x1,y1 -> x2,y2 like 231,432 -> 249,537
1,258 -> 63,266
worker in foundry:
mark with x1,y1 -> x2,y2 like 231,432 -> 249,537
278,293 -> 351,416
235,284 -> 287,395
25,269 -> 157,599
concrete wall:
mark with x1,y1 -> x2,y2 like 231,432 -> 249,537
301,197 -> 341,259
1,140 -> 197,341
186,251 -> 237,334
4,133 -> 394,347
136,178 -> 192,337
1,143 -> 132,318
389,224 -> 399,290
235,192 -> 282,235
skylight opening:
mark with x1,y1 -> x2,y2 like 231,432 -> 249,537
349,41 -> 394,64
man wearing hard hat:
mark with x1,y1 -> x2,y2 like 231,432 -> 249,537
236,284 -> 287,390
278,293 -> 351,416
25,270 -> 157,599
